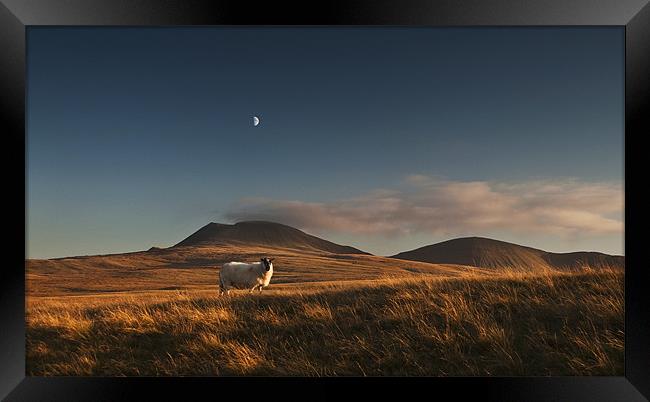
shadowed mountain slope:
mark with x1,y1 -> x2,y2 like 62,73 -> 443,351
391,237 -> 624,270
174,221 -> 370,255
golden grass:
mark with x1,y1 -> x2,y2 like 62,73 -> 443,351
26,244 -> 478,297
26,268 -> 623,376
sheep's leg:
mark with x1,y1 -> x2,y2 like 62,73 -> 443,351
220,281 -> 230,296
258,286 -> 263,293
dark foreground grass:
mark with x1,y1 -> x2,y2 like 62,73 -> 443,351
27,269 -> 623,376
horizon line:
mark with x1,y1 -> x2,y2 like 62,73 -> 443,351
26,219 -> 625,260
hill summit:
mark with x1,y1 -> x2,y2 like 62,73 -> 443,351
174,221 -> 369,255
391,236 -> 624,270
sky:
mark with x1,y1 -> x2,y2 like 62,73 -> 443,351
27,27 -> 624,259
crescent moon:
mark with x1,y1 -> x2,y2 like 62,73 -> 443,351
253,116 -> 260,126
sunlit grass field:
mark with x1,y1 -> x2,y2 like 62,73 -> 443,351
27,268 -> 623,376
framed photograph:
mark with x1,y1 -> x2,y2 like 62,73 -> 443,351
2,0 -> 649,400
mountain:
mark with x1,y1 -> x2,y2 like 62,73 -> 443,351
391,237 -> 624,270
173,221 -> 370,255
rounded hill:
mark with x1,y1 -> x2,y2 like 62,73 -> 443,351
173,221 -> 369,255
391,237 -> 624,270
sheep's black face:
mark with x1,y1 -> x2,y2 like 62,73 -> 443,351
261,257 -> 272,272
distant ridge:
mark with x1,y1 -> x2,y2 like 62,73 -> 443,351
174,221 -> 370,255
391,237 -> 624,270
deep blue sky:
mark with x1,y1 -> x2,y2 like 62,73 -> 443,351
27,27 -> 624,259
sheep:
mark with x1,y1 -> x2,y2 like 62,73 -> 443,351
219,257 -> 274,295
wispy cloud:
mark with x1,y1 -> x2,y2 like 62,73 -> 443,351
224,176 -> 623,238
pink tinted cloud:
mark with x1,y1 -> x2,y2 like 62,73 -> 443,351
225,176 -> 623,238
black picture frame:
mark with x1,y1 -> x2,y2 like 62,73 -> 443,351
2,1 -> 648,400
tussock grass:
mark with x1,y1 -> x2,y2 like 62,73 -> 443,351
26,269 -> 623,376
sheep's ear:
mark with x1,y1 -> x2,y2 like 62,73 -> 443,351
270,258 -> 275,262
